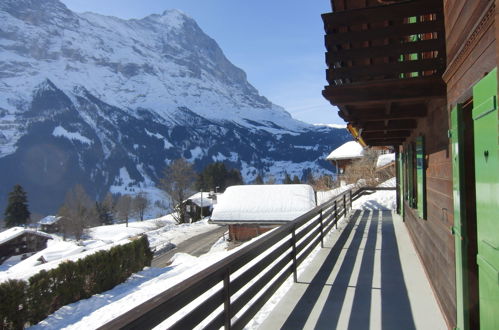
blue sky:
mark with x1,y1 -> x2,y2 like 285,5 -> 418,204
60,0 -> 343,125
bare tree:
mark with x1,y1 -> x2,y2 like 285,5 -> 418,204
160,158 -> 196,224
132,192 -> 149,221
59,184 -> 98,240
116,194 -> 133,227
347,149 -> 379,186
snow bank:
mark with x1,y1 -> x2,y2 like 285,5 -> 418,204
316,184 -> 355,205
210,184 -> 316,222
376,153 -> 395,168
352,177 -> 397,210
326,141 -> 364,160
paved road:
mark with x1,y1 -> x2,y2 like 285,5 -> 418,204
151,225 -> 227,268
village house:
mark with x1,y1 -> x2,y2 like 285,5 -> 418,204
184,192 -> 216,222
322,0 -> 499,328
326,140 -> 365,177
38,215 -> 62,233
0,227 -> 52,264
209,184 -> 316,241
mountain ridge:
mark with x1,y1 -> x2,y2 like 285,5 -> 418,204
0,0 -> 350,215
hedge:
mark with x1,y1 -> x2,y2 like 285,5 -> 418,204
0,235 -> 153,329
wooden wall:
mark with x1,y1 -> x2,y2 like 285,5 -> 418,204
402,97 -> 456,327
443,0 -> 496,106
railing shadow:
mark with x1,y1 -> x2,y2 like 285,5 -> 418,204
280,210 -> 364,329
280,210 -> 416,330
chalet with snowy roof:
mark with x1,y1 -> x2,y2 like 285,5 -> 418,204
184,192 -> 216,222
326,140 -> 365,176
38,215 -> 62,233
0,227 -> 52,264
209,184 -> 316,241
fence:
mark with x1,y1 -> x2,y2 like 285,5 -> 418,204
99,186 -> 393,330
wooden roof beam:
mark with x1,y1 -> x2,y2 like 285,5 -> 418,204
362,119 -> 417,132
362,130 -> 411,139
322,76 -> 446,105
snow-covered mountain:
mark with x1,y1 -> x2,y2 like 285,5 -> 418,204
0,0 -> 350,214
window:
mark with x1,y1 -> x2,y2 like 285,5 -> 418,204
416,136 -> 427,219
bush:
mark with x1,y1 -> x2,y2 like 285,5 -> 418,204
0,279 -> 27,329
0,236 -> 152,329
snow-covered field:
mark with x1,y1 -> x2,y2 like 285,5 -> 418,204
0,216 -> 219,283
352,177 -> 397,210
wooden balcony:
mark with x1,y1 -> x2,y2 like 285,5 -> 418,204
322,0 -> 446,147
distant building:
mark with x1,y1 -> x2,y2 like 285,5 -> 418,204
0,227 -> 52,264
38,215 -> 62,233
209,184 -> 316,241
326,141 -> 365,177
184,192 -> 216,222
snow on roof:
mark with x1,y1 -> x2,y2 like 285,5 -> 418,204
376,153 -> 396,168
0,227 -> 52,245
186,192 -> 215,207
39,215 -> 61,225
210,184 -> 316,223
326,141 -> 365,161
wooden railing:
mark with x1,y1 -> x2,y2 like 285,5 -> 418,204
98,186 -> 393,330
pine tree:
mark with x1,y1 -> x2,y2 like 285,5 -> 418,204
292,175 -> 301,184
254,174 -> 264,185
4,184 -> 30,227
283,172 -> 292,184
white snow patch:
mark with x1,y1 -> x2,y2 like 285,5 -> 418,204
376,153 -> 395,168
313,123 -> 347,129
52,126 -> 92,145
211,184 -> 316,222
352,177 -> 397,210
326,141 -> 364,160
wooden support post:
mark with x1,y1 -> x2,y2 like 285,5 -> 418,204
291,226 -> 298,282
343,194 -> 347,217
223,270 -> 231,329
319,210 -> 324,248
349,190 -> 353,210
335,200 -> 338,229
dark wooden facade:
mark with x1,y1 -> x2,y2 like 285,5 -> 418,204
323,0 -> 498,328
0,230 -> 51,263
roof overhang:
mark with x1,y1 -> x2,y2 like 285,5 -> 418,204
323,0 -> 446,147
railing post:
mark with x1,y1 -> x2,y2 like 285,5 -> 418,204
343,194 -> 347,217
291,226 -> 298,282
223,269 -> 231,329
334,200 -> 338,229
319,210 -> 324,248
349,190 -> 353,210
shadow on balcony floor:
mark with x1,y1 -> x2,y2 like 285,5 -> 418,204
258,210 -> 446,330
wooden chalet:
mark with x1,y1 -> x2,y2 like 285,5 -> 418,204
209,184 -> 317,241
322,0 -> 498,329
184,192 -> 216,222
0,227 -> 52,263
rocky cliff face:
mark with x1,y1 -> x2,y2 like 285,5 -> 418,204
0,0 -> 349,214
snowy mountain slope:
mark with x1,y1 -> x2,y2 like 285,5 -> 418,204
0,0 -> 350,214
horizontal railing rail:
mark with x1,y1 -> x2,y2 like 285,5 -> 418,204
99,186 -> 392,330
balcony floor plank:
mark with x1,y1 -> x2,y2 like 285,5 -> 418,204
257,210 -> 447,330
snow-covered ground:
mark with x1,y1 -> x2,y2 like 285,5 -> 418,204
0,215 -> 219,282
352,177 -> 397,210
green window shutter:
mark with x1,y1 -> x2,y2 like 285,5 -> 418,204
416,136 -> 426,219
451,104 -> 471,330
472,68 -> 499,330
407,143 -> 415,207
